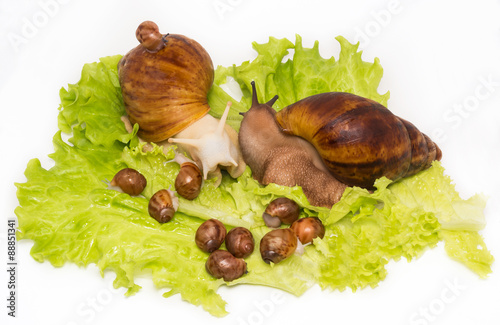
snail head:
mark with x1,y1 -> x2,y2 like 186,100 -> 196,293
239,81 -> 279,118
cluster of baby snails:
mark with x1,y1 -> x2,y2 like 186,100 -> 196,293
260,197 -> 325,264
110,162 -> 201,223
195,219 -> 254,282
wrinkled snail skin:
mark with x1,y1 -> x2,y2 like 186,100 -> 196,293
239,83 -> 347,208
275,92 -> 442,188
239,82 -> 441,208
118,21 -> 213,143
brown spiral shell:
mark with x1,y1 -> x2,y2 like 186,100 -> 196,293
274,92 -> 442,188
118,21 -> 214,142
259,228 -> 297,264
175,162 -> 202,200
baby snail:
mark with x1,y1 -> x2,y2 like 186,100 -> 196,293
195,219 -> 227,253
205,250 -> 247,282
148,189 -> 179,223
110,168 -> 147,196
290,217 -> 325,245
259,228 -> 298,264
262,197 -> 300,228
225,227 -> 255,258
170,151 -> 203,200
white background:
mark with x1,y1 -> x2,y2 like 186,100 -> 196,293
1,0 -> 500,324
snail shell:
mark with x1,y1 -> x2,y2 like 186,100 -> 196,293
290,217 -> 325,244
259,228 -> 297,264
263,197 -> 300,227
110,168 -> 147,196
148,189 -> 178,223
225,227 -> 254,258
118,21 -> 214,142
195,219 -> 227,253
274,92 -> 442,188
175,161 -> 203,200
205,250 -> 247,282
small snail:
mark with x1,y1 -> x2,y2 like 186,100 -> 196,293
239,81 -> 442,208
118,21 -> 246,184
110,168 -> 147,196
205,250 -> 247,282
195,219 -> 227,253
148,189 -> 179,223
290,217 -> 325,244
175,162 -> 202,200
259,228 -> 298,264
225,227 -> 254,258
168,151 -> 203,200
262,197 -> 300,228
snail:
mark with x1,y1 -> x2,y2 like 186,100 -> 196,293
205,250 -> 247,282
290,217 -> 325,245
118,21 -> 246,185
262,197 -> 300,228
225,227 -> 254,258
148,189 -> 179,223
168,151 -> 203,200
110,168 -> 147,196
238,81 -> 442,208
195,219 -> 227,253
259,228 -> 298,264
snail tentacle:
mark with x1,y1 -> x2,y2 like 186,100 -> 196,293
168,101 -> 240,180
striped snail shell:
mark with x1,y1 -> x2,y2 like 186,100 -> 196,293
118,21 -> 214,142
274,92 -> 442,188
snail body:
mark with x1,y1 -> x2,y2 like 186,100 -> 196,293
118,21 -> 245,184
238,82 -> 441,208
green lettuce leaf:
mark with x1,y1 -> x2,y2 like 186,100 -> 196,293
15,37 -> 493,317
207,35 -> 389,131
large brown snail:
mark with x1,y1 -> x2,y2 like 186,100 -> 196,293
118,21 -> 245,183
239,81 -> 442,208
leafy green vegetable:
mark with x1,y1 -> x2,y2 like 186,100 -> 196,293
15,37 -> 493,317
208,35 -> 389,131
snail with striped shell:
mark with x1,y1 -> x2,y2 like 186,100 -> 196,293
238,81 -> 442,208
118,21 -> 245,184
